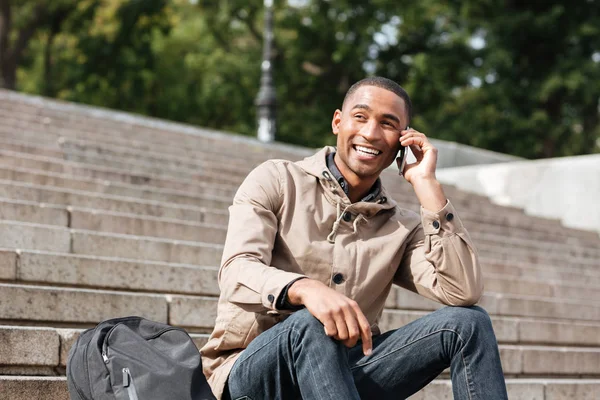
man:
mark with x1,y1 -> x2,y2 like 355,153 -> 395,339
201,77 -> 508,399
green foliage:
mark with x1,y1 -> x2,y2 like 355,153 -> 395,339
4,0 -> 600,158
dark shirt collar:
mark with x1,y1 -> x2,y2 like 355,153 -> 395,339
326,151 -> 381,202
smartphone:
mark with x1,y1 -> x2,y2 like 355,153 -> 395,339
397,126 -> 409,176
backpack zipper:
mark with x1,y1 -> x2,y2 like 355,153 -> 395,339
122,368 -> 139,400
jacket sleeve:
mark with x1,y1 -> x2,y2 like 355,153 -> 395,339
218,161 -> 307,313
393,200 -> 484,306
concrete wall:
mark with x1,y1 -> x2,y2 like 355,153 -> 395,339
436,154 -> 600,236
431,139 -> 522,168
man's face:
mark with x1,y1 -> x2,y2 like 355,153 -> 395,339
332,85 -> 408,183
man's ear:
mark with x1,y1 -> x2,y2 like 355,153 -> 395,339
331,109 -> 342,135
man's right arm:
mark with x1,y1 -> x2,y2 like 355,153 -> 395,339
219,161 -> 306,313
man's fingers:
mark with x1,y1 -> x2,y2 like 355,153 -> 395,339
332,311 -> 349,341
352,304 -> 372,356
322,317 -> 337,337
342,307 -> 361,348
409,144 -> 424,161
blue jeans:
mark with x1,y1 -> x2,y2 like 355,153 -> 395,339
226,306 -> 508,400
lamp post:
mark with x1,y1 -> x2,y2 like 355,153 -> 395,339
256,0 -> 276,143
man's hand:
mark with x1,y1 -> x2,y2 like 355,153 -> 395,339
287,278 -> 373,356
398,127 -> 438,183
398,128 -> 448,212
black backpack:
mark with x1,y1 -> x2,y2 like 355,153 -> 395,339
66,316 -> 216,400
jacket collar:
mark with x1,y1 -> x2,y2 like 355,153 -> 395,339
295,146 -> 397,218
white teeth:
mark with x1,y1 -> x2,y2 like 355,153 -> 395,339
355,145 -> 381,155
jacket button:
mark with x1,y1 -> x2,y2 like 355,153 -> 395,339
267,294 -> 275,303
332,273 -> 345,284
342,212 -> 352,222
446,213 -> 454,221
432,220 -> 440,229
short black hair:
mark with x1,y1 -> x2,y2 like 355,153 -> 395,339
342,76 -> 412,124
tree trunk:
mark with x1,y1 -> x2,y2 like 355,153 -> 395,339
0,2 -> 48,90
0,0 -> 13,89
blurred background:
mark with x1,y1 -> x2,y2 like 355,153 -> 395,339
1,0 -> 600,159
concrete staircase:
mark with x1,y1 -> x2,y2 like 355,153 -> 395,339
0,89 -> 599,400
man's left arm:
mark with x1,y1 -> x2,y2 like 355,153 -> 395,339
393,128 -> 483,306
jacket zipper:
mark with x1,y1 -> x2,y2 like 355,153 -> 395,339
122,368 -> 140,400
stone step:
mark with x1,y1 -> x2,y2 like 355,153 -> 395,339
0,179 -> 227,222
3,312 -> 600,375
14,125 -> 256,170
3,249 -> 220,295
0,220 -> 223,265
0,130 -> 573,235
1,94 -> 598,244
409,379 -> 600,400
391,288 -> 600,322
6,215 -> 595,290
0,146 -> 241,189
2,376 -> 599,400
71,228 -> 223,265
69,207 -> 228,243
1,199 -> 598,291
3,314 -> 600,376
59,136 -> 252,178
60,145 -> 246,186
0,121 -> 266,171
0,177 -> 597,262
0,196 -> 229,241
0,376 -> 68,400
468,221 -> 598,247
0,198 -> 598,285
0,283 -> 167,325
3,321 -> 600,375
3,248 -> 597,304
0,133 -> 254,179
5,146 -> 598,249
0,163 -> 595,251
0,326 -> 209,373
478,244 -> 599,267
381,171 -> 571,229
0,143 -> 596,246
5,194 -> 600,265
475,232 -> 600,259
0,105 -> 305,164
0,143 -> 571,237
0,197 -> 68,226
0,98 -> 309,160
381,309 -> 600,347
482,257 -> 600,287
0,163 -> 237,202
0,148 -> 237,196
0,283 -> 217,328
483,273 -> 600,302
5,246 -> 600,303
0,163 -> 559,240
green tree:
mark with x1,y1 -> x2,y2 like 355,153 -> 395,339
0,0 -> 77,90
4,0 -> 600,158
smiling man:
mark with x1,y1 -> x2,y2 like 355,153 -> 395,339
201,77 -> 508,399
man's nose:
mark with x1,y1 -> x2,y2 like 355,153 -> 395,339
359,120 -> 381,141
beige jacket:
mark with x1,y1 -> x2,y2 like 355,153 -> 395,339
200,147 -> 483,398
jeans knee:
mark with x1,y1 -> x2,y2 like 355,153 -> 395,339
286,308 -> 325,335
441,306 -> 494,339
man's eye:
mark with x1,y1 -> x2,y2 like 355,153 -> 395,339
354,114 -> 366,120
